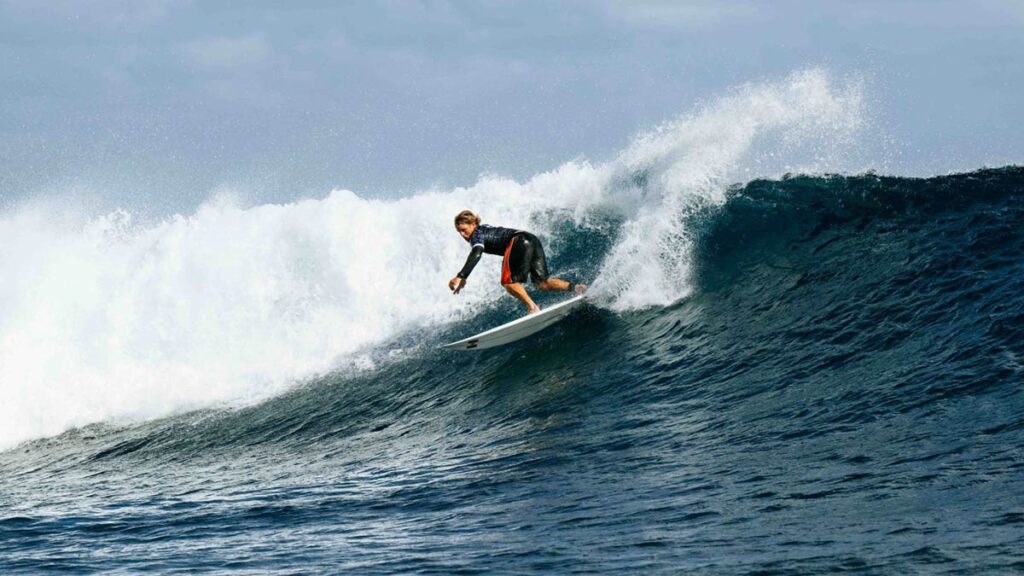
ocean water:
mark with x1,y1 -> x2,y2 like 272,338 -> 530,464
2,70 -> 1022,573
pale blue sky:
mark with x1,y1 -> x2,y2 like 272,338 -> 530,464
1,0 -> 1022,213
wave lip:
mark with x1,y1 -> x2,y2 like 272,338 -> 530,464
593,69 -> 865,309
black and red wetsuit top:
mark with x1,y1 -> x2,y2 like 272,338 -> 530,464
457,224 -> 520,279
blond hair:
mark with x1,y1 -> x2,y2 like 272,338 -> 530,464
454,210 -> 481,227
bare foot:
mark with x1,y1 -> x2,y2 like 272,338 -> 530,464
527,304 -> 541,314
574,283 -> 588,295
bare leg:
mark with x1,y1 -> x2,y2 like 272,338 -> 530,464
536,278 -> 569,291
504,283 -> 540,314
537,278 -> 587,294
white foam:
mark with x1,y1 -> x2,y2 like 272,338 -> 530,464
0,69 -> 864,450
591,69 -> 864,309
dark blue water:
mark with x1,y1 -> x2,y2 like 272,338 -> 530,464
3,167 -> 1023,573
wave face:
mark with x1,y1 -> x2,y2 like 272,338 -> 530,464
2,73 -> 1023,573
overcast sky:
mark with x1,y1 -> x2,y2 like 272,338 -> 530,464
1,0 -> 1022,214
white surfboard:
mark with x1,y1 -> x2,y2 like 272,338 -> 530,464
443,295 -> 587,350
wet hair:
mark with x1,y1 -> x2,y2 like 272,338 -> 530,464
454,210 -> 481,227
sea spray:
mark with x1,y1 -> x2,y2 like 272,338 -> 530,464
592,69 -> 864,309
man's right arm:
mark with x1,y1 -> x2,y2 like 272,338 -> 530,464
457,245 -> 484,279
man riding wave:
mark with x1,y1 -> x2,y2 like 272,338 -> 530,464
448,210 -> 586,314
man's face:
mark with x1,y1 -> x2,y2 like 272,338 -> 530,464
456,222 -> 476,241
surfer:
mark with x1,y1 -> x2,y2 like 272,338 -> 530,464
449,210 -> 586,314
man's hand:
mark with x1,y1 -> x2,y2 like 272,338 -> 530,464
449,276 -> 466,294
